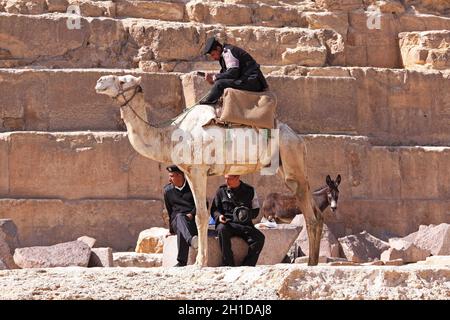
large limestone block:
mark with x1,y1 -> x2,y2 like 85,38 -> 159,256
0,69 -> 183,131
0,13 -> 134,68
1,132 -> 165,199
0,198 -> 165,251
135,227 -> 169,254
381,239 -> 430,263
13,240 -> 91,268
186,1 -> 252,25
338,231 -> 389,262
162,226 -> 300,267
399,31 -> 450,70
413,223 -> 450,255
89,247 -> 113,267
113,252 -> 162,267
0,219 -> 20,252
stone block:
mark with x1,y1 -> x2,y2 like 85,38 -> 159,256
13,240 -> 91,268
0,198 -> 165,251
338,231 -> 390,263
89,247 -> 113,267
135,227 -> 169,254
113,252 -> 162,267
162,226 -> 300,267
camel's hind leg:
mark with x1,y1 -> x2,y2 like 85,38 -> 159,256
277,125 -> 323,266
184,168 -> 209,267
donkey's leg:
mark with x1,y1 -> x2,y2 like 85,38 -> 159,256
185,169 -> 209,267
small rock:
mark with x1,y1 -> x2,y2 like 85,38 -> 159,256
77,236 -> 96,248
0,219 -> 20,253
113,252 -> 162,268
338,231 -> 389,263
89,248 -> 113,267
135,227 -> 169,254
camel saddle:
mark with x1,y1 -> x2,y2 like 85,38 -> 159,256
217,88 -> 277,129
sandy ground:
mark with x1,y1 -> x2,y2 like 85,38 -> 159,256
0,264 -> 449,300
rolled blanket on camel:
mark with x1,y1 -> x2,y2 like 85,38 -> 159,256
219,88 -> 277,129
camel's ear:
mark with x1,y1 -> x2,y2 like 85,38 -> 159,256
326,175 -> 332,187
335,174 -> 341,186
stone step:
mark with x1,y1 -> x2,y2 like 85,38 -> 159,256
399,30 -> 450,71
1,9 -> 450,68
1,131 -> 450,206
0,198 -> 165,251
1,68 -> 449,146
0,12 -> 344,69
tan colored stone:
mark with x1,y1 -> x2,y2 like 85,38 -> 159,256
381,238 -> 430,263
399,31 -> 450,70
281,46 -> 327,67
315,0 -> 363,11
45,0 -> 68,12
89,247 -> 113,267
383,258 -> 404,266
417,255 -> 450,266
135,227 -> 169,254
187,1 -> 252,25
181,73 -> 211,107
294,256 -> 328,264
0,132 -> 166,200
77,236 -> 96,248
117,0 -> 185,20
113,252 -> 162,267
0,199 -> 165,251
3,0 -> 46,14
404,0 -> 450,15
14,241 -> 91,268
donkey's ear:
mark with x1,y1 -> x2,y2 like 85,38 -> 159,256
326,175 -> 332,186
335,174 -> 341,186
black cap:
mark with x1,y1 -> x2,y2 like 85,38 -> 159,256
202,37 -> 220,55
166,165 -> 183,173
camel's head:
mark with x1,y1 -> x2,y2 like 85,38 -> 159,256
95,75 -> 142,98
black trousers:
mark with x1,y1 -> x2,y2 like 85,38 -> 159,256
199,78 -> 264,105
171,214 -> 198,265
216,222 -> 265,267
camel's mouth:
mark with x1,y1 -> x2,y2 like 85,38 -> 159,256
95,87 -> 107,93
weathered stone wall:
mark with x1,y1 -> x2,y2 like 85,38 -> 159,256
0,0 -> 449,251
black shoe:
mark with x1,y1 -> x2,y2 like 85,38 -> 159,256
174,262 -> 186,267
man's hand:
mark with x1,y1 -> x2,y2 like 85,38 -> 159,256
219,215 -> 228,224
205,73 -> 215,85
186,213 -> 194,221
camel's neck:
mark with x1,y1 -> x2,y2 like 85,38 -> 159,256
117,91 -> 173,163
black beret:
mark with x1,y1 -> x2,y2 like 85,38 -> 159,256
203,37 -> 220,55
166,165 -> 182,173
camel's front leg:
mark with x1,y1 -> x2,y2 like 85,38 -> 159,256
185,169 -> 209,267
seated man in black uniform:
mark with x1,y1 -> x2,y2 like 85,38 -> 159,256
199,37 -> 269,105
210,175 -> 265,266
163,165 -> 198,267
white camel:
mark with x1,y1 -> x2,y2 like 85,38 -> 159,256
95,74 -> 324,266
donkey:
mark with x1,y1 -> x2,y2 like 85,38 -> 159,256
262,175 -> 341,223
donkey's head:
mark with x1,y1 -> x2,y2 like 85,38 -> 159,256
325,174 -> 341,212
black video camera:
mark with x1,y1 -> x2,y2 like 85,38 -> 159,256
232,206 -> 252,224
